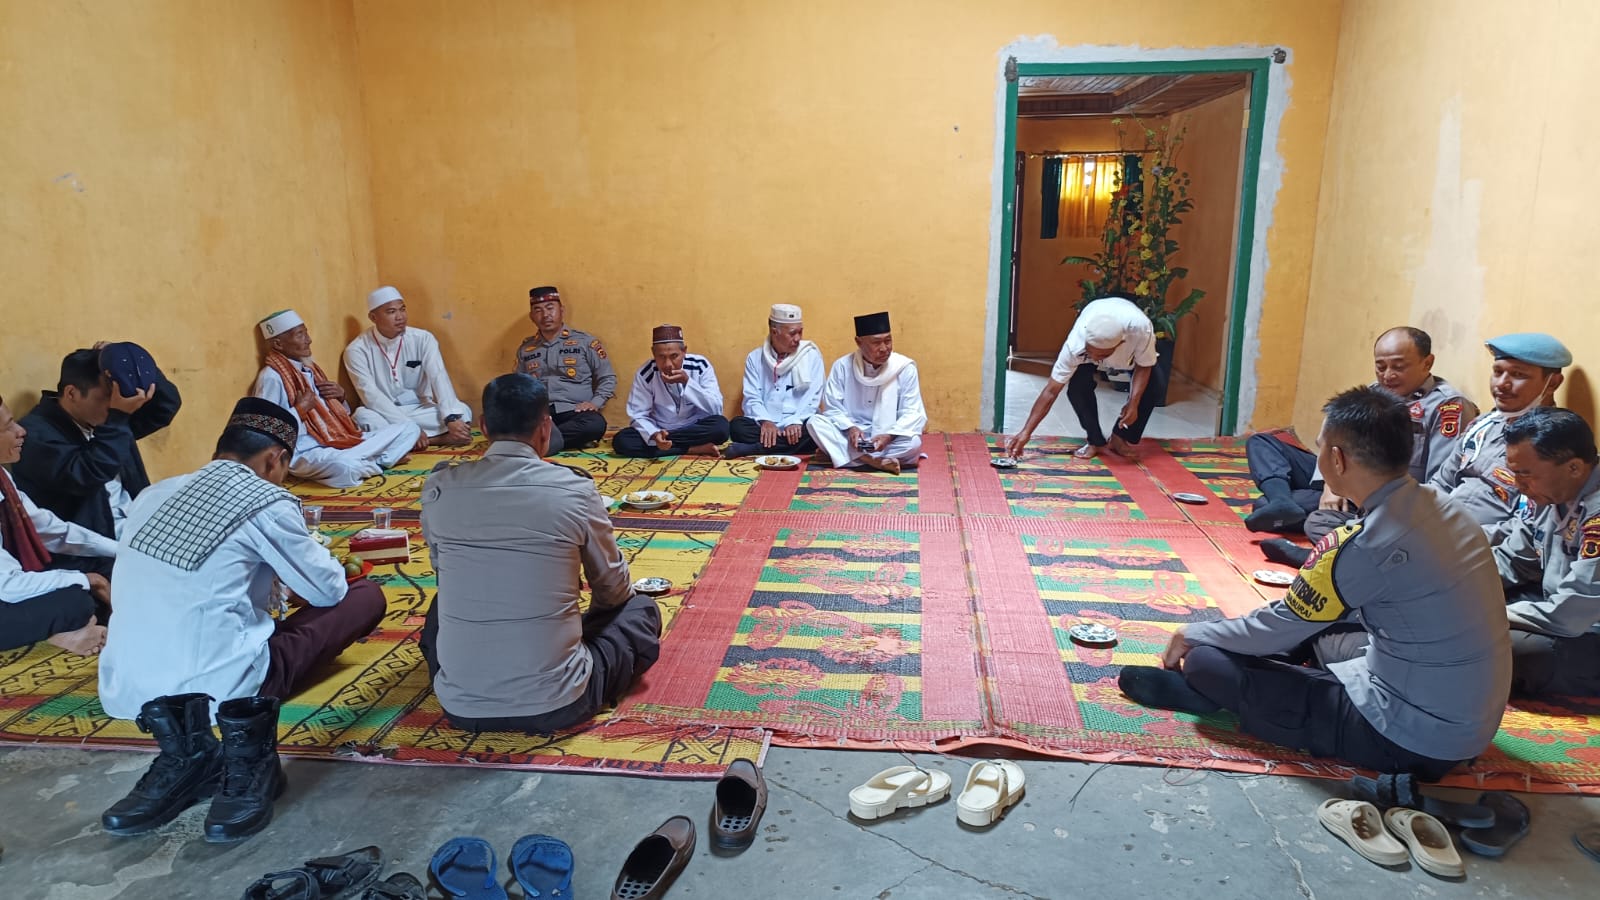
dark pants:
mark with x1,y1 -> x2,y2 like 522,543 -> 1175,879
1065,362 -> 1167,446
545,410 -> 608,454
1245,433 -> 1324,511
1509,629 -> 1600,698
257,579 -> 387,700
49,554 -> 117,577
612,415 -> 731,458
725,415 -> 817,458
1183,645 -> 1463,778
419,592 -> 662,734
0,586 -> 103,652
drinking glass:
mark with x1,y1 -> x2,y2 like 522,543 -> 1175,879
302,505 -> 324,532
372,507 -> 393,530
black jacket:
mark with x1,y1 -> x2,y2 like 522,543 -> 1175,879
14,372 -> 182,540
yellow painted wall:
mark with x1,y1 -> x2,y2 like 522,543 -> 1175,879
1296,0 -> 1599,435
1167,89 -> 1247,392
0,0 -> 377,480
1014,118 -> 1123,356
351,0 -> 1344,432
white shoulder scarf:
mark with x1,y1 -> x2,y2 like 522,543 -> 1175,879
763,339 -> 821,390
851,351 -> 913,433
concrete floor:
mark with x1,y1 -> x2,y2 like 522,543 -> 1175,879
3,745 -> 1597,899
1002,368 -> 1221,441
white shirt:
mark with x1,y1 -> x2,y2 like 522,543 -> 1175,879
1050,296 -> 1159,382
818,355 -> 928,437
0,486 -> 117,603
741,345 -> 825,427
343,326 -> 469,426
97,463 -> 348,719
626,354 -> 724,436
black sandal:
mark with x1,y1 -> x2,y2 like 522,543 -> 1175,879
242,846 -> 385,900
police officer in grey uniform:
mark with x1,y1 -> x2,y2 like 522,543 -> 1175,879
418,374 -> 662,733
1121,386 -> 1511,777
1493,407 -> 1600,697
1430,332 -> 1570,539
513,286 -> 617,454
1249,327 -> 1473,538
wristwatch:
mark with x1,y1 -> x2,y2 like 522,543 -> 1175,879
444,414 -> 463,424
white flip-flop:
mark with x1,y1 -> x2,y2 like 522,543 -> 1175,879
847,765 -> 951,820
955,760 -> 1025,827
1384,807 -> 1465,877
1317,799 -> 1409,867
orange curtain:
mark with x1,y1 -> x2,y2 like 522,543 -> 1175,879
1059,154 -> 1122,239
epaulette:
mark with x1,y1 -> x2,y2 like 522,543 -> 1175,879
555,462 -> 595,481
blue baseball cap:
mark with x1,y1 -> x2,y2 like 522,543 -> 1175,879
1485,333 -> 1572,369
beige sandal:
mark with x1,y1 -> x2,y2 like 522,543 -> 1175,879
956,760 -> 1025,827
1317,799 -> 1408,867
847,765 -> 951,820
1384,807 -> 1465,877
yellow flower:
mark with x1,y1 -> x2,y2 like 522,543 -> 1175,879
1139,233 -> 1153,247
1136,281 -> 1151,296
1140,249 -> 1153,260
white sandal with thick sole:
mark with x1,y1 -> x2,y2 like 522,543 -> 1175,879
1317,799 -> 1408,867
955,760 -> 1025,827
848,765 -> 952,820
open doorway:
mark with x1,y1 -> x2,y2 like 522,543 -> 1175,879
993,61 -> 1268,440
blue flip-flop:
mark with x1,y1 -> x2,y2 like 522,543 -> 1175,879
429,837 -> 509,899
509,834 -> 574,898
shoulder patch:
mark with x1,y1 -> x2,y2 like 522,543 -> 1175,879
1491,466 -> 1517,487
590,338 -> 602,350
1582,514 -> 1600,560
1437,398 -> 1464,437
1283,522 -> 1360,623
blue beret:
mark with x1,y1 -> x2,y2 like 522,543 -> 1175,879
1485,333 -> 1571,369
99,342 -> 159,398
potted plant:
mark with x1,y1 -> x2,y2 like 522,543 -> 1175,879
1062,120 -> 1204,406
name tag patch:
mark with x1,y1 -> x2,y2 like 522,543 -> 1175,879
1284,522 -> 1360,623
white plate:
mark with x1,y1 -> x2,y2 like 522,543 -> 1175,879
623,490 -> 676,510
1172,492 -> 1210,505
1253,569 -> 1297,586
756,455 -> 801,470
1068,623 -> 1119,645
990,456 -> 1019,469
633,577 -> 673,595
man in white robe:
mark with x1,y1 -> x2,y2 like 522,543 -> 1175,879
251,310 -> 421,488
808,311 -> 927,475
344,286 -> 472,446
726,303 -> 824,459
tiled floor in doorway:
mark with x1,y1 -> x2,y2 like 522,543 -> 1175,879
1001,367 -> 1221,440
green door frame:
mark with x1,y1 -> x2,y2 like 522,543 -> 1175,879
993,57 -> 1271,436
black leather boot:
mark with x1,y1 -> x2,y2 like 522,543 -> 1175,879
101,693 -> 222,835
203,695 -> 286,843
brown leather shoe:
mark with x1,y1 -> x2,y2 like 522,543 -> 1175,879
612,815 -> 695,899
710,758 -> 767,851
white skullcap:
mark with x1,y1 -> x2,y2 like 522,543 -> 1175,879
1079,305 -> 1130,349
258,309 -> 305,339
368,285 -> 403,311
769,303 -> 803,325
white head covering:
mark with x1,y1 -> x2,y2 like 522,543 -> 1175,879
1079,302 -> 1131,349
368,285 -> 403,312
258,309 -> 305,339
769,303 -> 803,325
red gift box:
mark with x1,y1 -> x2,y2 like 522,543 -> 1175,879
348,528 -> 411,565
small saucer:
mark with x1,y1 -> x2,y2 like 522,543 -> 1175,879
990,456 -> 1020,469
633,577 -> 673,595
756,455 -> 801,470
1253,569 -> 1296,587
1068,623 -> 1119,646
1172,492 -> 1210,505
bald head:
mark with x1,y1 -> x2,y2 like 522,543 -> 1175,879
1373,326 -> 1434,397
